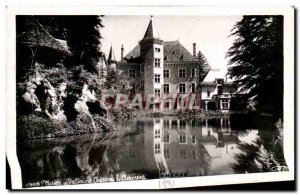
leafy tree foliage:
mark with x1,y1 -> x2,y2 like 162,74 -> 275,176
63,16 -> 104,73
226,16 -> 283,118
104,69 -> 131,94
197,50 -> 211,82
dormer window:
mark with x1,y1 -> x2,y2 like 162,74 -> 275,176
216,79 -> 224,84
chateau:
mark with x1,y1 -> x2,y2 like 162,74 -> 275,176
106,17 -> 237,112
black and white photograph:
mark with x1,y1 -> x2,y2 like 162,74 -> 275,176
6,6 -> 295,190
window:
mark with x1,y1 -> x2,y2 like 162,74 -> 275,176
222,99 -> 229,109
179,120 -> 186,129
171,120 -> 177,129
179,68 -> 186,77
191,83 -> 196,93
154,58 -> 161,67
155,144 -> 161,154
191,135 -> 196,144
154,74 -> 161,83
164,84 -> 170,94
155,48 -> 161,53
180,149 -> 187,159
179,83 -> 186,93
163,120 -> 169,129
164,133 -> 170,143
140,83 -> 144,90
158,162 -> 165,172
130,84 -> 135,94
191,69 -> 196,77
192,150 -> 197,159
155,89 -> 161,98
129,70 -> 136,78
140,64 -> 144,73
217,86 -> 223,95
179,134 -> 187,144
164,148 -> 170,158
164,70 -> 170,78
191,119 -> 196,127
155,129 -> 160,138
207,91 -> 211,97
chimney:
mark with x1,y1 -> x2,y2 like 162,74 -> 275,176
193,43 -> 196,57
121,44 -> 124,60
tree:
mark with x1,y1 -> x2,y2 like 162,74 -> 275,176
197,50 -> 211,82
104,69 -> 131,94
64,16 -> 104,73
226,16 -> 283,118
33,15 -> 105,73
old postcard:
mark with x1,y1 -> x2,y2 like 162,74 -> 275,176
6,6 -> 294,189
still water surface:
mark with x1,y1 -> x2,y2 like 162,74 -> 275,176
17,115 -> 276,187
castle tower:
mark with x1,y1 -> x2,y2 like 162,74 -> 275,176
139,16 -> 164,97
107,45 -> 117,70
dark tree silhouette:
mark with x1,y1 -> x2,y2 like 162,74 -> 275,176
226,16 -> 283,118
64,16 -> 104,73
197,50 -> 211,82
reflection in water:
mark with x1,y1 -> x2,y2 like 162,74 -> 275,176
17,116 -> 276,188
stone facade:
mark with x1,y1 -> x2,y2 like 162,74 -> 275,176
107,17 -> 237,111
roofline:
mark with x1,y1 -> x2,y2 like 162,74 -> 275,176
200,82 -> 236,86
164,40 -> 179,43
164,60 -> 199,63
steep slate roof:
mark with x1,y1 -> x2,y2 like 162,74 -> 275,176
164,41 -> 196,62
143,17 -> 160,40
108,45 -> 117,62
124,44 -> 140,61
121,17 -> 197,63
123,41 -> 197,63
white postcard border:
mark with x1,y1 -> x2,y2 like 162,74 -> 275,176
6,6 -> 294,189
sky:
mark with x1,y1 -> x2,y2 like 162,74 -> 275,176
100,15 -> 242,80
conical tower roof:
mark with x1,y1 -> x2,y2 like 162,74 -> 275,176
108,45 -> 116,62
142,16 -> 160,40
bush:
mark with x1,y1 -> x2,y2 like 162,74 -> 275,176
107,107 -> 137,121
17,113 -> 67,140
17,113 -> 115,140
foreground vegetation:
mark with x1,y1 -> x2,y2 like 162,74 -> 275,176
231,119 -> 288,173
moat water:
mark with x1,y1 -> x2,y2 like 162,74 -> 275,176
17,114 -> 279,188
